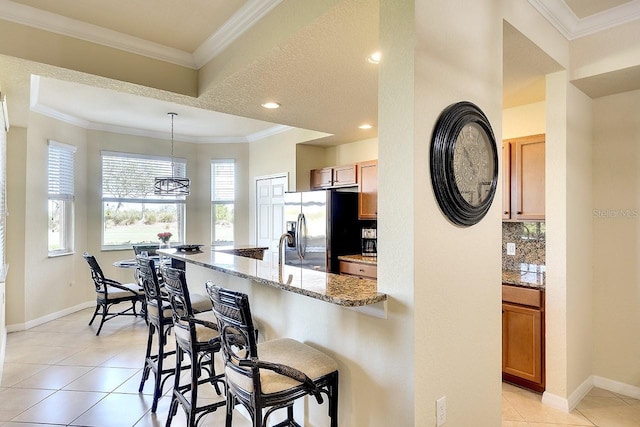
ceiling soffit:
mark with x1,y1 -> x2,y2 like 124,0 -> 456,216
528,0 -> 640,39
0,0 -> 283,68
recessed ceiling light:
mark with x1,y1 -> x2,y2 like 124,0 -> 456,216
261,102 -> 280,109
359,124 -> 373,129
367,52 -> 381,64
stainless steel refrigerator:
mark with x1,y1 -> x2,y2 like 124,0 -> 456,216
284,190 -> 360,273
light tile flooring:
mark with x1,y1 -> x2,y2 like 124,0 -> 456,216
1,308 -> 639,426
502,381 -> 640,427
0,308 -> 250,427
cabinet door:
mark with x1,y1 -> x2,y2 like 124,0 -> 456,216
358,160 -> 378,219
514,135 -> 545,220
502,303 -> 542,385
310,168 -> 333,189
502,141 -> 511,220
333,164 -> 357,187
339,261 -> 377,279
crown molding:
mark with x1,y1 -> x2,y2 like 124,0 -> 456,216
246,124 -> 293,142
193,0 -> 283,68
0,0 -> 196,68
0,0 -> 283,69
528,0 -> 640,40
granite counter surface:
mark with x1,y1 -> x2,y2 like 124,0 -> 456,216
502,263 -> 545,289
338,254 -> 378,265
160,248 -> 387,307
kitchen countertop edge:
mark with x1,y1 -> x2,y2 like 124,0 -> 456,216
160,248 -> 387,308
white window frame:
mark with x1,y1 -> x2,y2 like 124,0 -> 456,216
101,151 -> 187,250
211,159 -> 235,246
48,140 -> 76,256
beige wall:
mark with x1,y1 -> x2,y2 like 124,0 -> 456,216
592,90 -> 640,387
5,120 -> 251,326
5,126 -> 27,326
412,0 -> 503,425
2,1 -> 640,424
570,21 -> 640,81
325,137 -> 378,165
565,83 -> 594,395
503,101 -> 546,139
23,114 -> 90,323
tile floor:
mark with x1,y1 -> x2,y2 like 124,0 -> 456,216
1,308 -> 639,426
0,308 -> 250,427
503,382 -> 640,427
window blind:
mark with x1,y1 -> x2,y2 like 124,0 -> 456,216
48,141 -> 76,201
211,160 -> 235,201
101,152 -> 186,200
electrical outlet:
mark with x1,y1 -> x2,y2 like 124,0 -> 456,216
436,396 -> 446,426
506,242 -> 516,256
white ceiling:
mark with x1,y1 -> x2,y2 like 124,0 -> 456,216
1,0 -> 639,143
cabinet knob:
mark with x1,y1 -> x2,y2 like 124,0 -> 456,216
517,211 -> 522,214
503,211 -> 509,214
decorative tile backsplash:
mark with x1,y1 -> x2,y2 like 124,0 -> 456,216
502,222 -> 546,270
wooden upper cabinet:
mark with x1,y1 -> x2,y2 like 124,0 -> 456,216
310,167 -> 333,189
358,160 -> 378,219
503,134 -> 545,221
332,164 -> 357,187
310,164 -> 357,189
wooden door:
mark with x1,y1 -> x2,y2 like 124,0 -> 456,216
358,160 -> 378,219
513,135 -> 545,220
502,303 -> 542,385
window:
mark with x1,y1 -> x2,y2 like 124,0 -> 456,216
211,160 -> 235,245
48,141 -> 76,255
102,151 -> 186,249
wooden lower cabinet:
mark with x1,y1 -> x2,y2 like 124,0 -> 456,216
502,285 -> 545,392
339,260 -> 377,280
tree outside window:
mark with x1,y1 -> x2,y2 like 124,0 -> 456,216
102,152 -> 186,249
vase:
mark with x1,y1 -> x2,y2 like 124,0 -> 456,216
159,241 -> 170,250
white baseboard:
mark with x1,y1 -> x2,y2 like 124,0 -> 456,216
593,375 -> 640,400
6,301 -> 94,332
542,375 -> 640,412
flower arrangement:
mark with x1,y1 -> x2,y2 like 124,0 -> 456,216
157,232 -> 172,243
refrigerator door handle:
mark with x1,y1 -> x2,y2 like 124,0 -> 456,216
296,213 -> 302,259
297,213 -> 307,259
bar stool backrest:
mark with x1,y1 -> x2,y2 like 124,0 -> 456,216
206,284 -> 261,397
136,257 -> 163,323
161,266 -> 197,350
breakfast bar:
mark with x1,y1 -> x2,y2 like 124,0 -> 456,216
158,247 -> 387,307
155,246 -> 392,425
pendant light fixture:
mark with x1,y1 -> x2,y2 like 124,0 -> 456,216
154,112 -> 190,196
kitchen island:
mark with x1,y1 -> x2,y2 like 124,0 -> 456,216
159,247 -> 387,307
157,246 -> 393,425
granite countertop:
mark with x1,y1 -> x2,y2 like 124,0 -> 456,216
502,263 -> 546,289
212,245 -> 268,260
338,254 -> 378,265
160,248 -> 387,307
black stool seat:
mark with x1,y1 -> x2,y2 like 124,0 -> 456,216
206,282 -> 339,427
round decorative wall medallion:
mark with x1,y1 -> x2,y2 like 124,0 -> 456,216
430,101 -> 498,226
